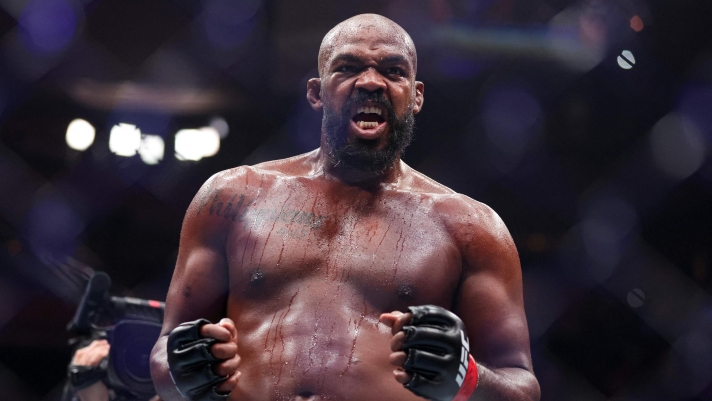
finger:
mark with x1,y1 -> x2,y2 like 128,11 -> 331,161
403,348 -> 451,374
402,326 -> 453,354
379,313 -> 397,328
392,313 -> 413,335
214,370 -> 241,394
212,355 -> 241,377
390,331 -> 406,352
200,324 -> 232,343
394,369 -> 412,384
210,342 -> 238,360
389,351 -> 407,367
218,318 -> 238,341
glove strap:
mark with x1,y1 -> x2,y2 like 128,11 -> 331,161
452,355 -> 478,401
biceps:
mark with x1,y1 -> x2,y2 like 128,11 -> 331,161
455,272 -> 532,370
163,245 -> 229,333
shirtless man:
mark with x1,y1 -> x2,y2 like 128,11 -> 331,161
150,14 -> 540,401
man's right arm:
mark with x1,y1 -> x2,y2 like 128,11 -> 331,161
150,172 -> 240,400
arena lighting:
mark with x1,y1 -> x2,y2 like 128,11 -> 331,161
617,50 -> 635,69
138,135 -> 165,165
65,118 -> 95,151
174,127 -> 221,161
109,123 -> 142,157
200,127 -> 221,157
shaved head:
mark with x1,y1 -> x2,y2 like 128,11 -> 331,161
318,14 -> 417,78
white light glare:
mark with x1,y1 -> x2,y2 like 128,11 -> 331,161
109,123 -> 142,157
175,127 -> 221,161
138,135 -> 165,165
617,50 -> 635,69
66,119 -> 95,151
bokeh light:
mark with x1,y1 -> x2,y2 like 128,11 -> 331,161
109,123 -> 142,157
175,127 -> 221,161
65,118 -> 95,151
649,114 -> 707,180
18,0 -> 78,54
617,50 -> 636,69
138,135 -> 165,165
210,116 -> 230,139
630,15 -> 644,32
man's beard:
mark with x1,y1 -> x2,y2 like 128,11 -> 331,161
322,89 -> 415,173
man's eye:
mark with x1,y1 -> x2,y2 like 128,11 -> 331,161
386,67 -> 404,76
337,65 -> 357,73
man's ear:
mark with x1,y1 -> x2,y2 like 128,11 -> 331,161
306,78 -> 323,111
412,81 -> 424,115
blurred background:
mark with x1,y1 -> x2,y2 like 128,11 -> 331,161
0,0 -> 710,400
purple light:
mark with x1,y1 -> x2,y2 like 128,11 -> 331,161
202,0 -> 260,49
483,86 -> 541,155
23,197 -> 84,258
18,0 -> 77,54
677,85 -> 712,141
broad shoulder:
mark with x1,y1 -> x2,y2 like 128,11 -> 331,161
403,165 -> 512,250
188,152 -> 317,211
432,192 -> 519,275
426,189 -> 513,257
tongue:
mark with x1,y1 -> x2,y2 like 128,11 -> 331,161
354,113 -> 382,123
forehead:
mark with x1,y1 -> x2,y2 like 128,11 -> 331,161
323,23 -> 415,67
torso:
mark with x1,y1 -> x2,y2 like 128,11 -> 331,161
202,153 -> 467,401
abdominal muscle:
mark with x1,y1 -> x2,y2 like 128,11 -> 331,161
227,282 -> 422,401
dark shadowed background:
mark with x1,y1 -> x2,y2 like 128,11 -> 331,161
0,0 -> 711,400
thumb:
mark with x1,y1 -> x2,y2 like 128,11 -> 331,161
379,311 -> 404,328
219,318 -> 238,341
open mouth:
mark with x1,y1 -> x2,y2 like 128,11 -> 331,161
351,105 -> 386,129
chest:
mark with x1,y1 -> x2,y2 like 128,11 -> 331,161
224,185 -> 462,308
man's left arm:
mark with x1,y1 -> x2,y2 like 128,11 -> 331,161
381,199 -> 540,401
451,202 -> 539,401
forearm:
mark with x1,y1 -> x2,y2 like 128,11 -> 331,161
150,336 -> 184,401
76,382 -> 110,401
470,365 -> 540,401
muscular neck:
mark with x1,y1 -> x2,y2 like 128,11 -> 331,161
312,147 -> 405,189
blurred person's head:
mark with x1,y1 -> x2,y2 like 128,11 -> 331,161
306,14 -> 424,175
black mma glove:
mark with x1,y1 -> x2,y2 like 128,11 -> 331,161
167,319 -> 229,401
401,305 -> 479,401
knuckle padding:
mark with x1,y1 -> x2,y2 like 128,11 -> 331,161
179,365 -> 225,395
402,326 -> 455,354
168,319 -> 228,401
405,371 -> 438,399
408,305 -> 459,328
171,340 -> 219,369
404,348 -> 451,376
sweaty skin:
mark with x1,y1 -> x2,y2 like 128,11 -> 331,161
151,14 -> 539,401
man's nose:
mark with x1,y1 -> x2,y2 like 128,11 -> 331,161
354,67 -> 387,93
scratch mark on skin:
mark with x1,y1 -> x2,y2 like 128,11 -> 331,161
239,202 -> 257,271
258,192 -> 294,267
341,297 -> 367,377
392,205 -> 417,279
275,291 -> 299,389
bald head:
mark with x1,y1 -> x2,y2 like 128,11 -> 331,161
318,14 -> 417,78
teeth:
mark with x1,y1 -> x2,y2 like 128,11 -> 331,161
356,106 -> 382,116
357,121 -> 379,129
